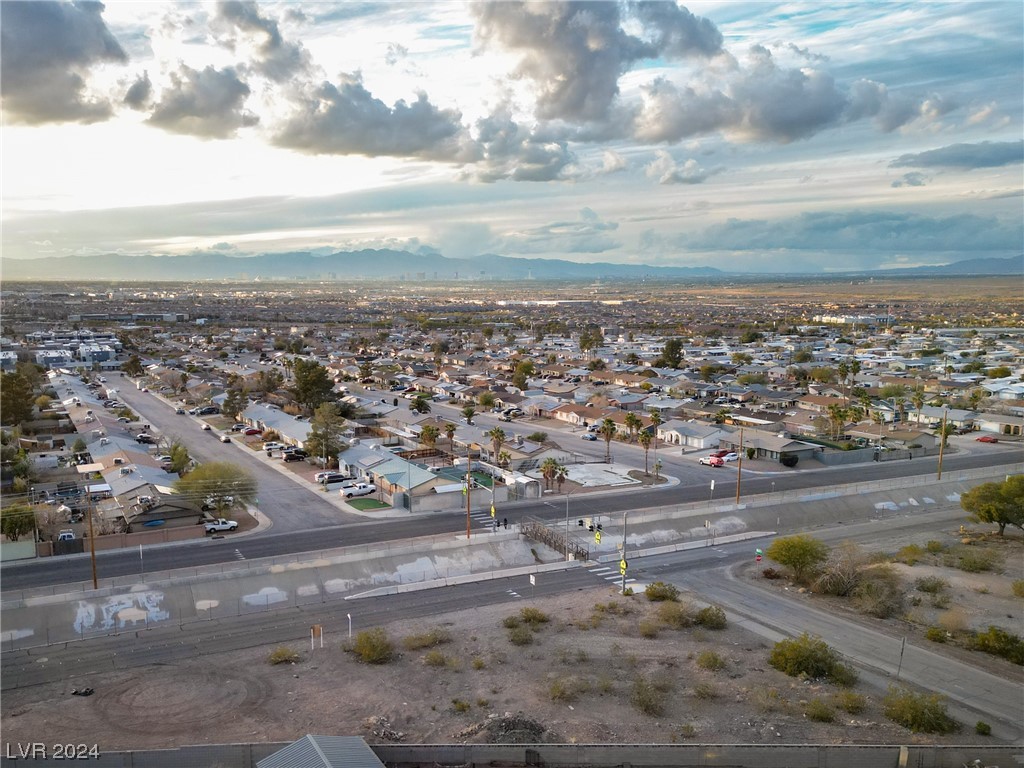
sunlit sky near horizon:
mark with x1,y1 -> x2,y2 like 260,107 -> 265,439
1,0 -> 1022,273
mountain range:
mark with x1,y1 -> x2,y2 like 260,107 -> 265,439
0,251 -> 1019,282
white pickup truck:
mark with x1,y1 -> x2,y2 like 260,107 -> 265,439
341,482 -> 376,499
204,518 -> 238,533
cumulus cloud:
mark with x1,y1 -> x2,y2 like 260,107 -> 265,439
468,105 -> 574,182
473,1 -> 722,124
385,42 -> 409,66
0,0 -> 127,124
891,172 -> 927,188
273,73 -> 477,161
600,150 -> 627,174
213,0 -> 309,82
148,64 -> 258,138
123,72 -> 152,109
890,141 -> 1024,169
633,77 -> 738,143
645,151 -> 716,184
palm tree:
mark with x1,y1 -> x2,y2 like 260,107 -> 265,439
540,457 -> 560,491
444,422 -> 457,460
461,405 -> 476,424
910,386 -> 926,428
837,361 -> 849,404
648,409 -> 662,477
638,430 -> 652,475
826,403 -> 847,439
485,426 -> 506,463
623,412 -> 642,443
411,395 -> 431,414
420,424 -> 440,451
555,463 -> 568,492
599,418 -> 617,462
497,450 -> 512,469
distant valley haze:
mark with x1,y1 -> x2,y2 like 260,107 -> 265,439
1,1 -> 1021,275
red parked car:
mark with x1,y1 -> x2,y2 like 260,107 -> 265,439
975,435 -> 999,443
243,427 -> 263,435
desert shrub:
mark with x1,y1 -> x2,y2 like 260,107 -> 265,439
268,646 -> 300,665
779,453 -> 798,468
471,657 -> 486,670
852,565 -> 904,619
925,626 -> 947,643
403,628 -> 452,650
925,540 -> 946,554
915,576 -> 947,594
678,723 -> 697,739
423,649 -> 447,667
882,686 -> 957,734
502,615 -> 521,629
351,628 -> 395,664
645,581 -> 680,602
507,625 -> 534,646
814,542 -> 866,596
894,543 -> 925,566
549,676 -> 589,702
766,535 -> 829,584
833,691 -> 866,714
768,633 -> 858,686
693,682 -> 718,699
1012,580 -> 1024,599
696,650 -> 726,671
976,721 -> 992,735
762,567 -> 782,580
804,698 -> 836,723
451,698 -> 471,714
755,687 -> 787,713
938,607 -> 968,633
630,675 -> 668,716
968,625 -> 1024,665
622,586 -> 634,596
638,619 -> 661,638
657,601 -> 694,629
519,607 -> 551,626
931,593 -> 951,609
945,546 -> 1001,574
695,605 -> 727,630
526,431 -> 548,443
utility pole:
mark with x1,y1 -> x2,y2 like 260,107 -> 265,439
465,451 -> 472,540
620,511 -> 628,594
86,490 -> 98,590
734,427 -> 744,505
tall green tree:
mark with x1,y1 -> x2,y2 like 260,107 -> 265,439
410,395 -> 431,414
766,535 -> 829,584
221,387 -> 247,422
173,462 -> 256,516
290,359 -> 334,414
306,402 -> 347,467
961,477 -> 1024,536
122,355 -> 145,377
444,422 -> 458,455
638,429 -> 652,475
485,426 -> 506,462
661,338 -> 683,368
420,424 -> 440,451
0,372 -> 34,426
0,503 -> 35,542
511,361 -> 535,391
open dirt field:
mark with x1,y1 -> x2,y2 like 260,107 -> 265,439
2,566 -> 1015,753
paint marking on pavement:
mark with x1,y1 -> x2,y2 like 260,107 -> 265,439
234,549 -> 245,560
506,589 -> 521,599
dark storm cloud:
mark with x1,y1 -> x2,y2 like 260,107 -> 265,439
272,74 -> 477,161
123,72 -> 152,109
689,210 -> 1022,253
844,79 -> 956,132
0,0 -> 126,124
891,141 -> 1024,170
148,64 -> 258,138
214,0 -> 310,82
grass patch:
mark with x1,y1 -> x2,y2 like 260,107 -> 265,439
882,686 -> 957,734
944,546 -> 1002,574
471,656 -> 486,670
755,687 -> 788,713
894,543 -> 925,565
968,625 -> 1024,665
925,540 -> 947,554
451,698 -> 471,714
350,628 -> 395,665
696,650 -> 726,671
402,628 -> 452,650
346,497 -> 389,510
693,682 -> 718,700
695,605 -> 727,629
267,646 -> 300,665
423,649 -> 448,667
631,675 -> 670,716
976,721 -> 992,736
549,676 -> 590,702
638,619 -> 662,638
925,626 -> 948,643
519,607 -> 550,626
502,615 -> 521,629
657,601 -> 694,629
915,576 -> 947,594
1012,580 -> 1024,599
832,690 -> 866,715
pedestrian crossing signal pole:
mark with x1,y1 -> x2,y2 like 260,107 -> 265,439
620,511 -> 628,594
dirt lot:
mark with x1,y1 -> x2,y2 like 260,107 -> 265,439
3,535 -> 1018,754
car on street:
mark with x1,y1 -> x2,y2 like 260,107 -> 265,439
117,416 -> 131,423
721,452 -> 739,462
581,433 -> 597,441
201,424 -> 212,431
174,407 -> 186,414
203,518 -> 238,533
699,456 -> 724,467
219,434 -> 231,443
975,435 -> 999,443
341,482 -> 376,498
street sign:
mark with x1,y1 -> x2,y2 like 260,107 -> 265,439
710,479 -> 715,491
620,558 -> 628,571
529,574 -> 536,586
595,530 -> 602,544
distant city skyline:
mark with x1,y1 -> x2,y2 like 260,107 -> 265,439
1,1 -> 1022,273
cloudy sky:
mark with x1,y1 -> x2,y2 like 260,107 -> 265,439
2,0 -> 1022,273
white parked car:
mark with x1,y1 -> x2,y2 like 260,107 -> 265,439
204,518 -> 238,533
341,482 -> 376,498
721,452 -> 739,462
263,441 -> 286,451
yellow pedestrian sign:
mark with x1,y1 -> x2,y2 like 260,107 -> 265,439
490,503 -> 496,518
619,558 -> 627,575
595,530 -> 602,544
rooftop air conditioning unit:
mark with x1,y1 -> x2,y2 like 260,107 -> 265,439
349,438 -> 360,446
119,467 -> 132,475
